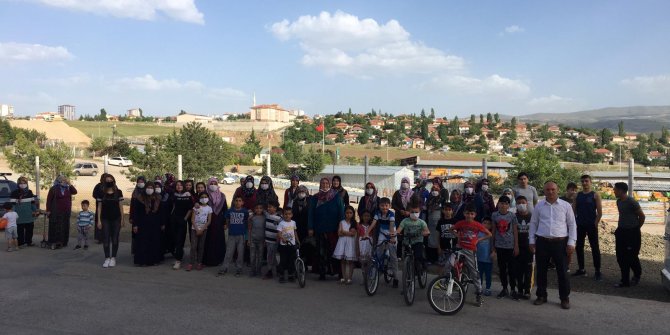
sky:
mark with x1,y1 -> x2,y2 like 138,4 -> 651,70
1,0 -> 670,118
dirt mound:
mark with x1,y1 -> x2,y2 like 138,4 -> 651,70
10,120 -> 91,146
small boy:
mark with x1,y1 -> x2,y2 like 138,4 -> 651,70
75,200 -> 95,250
3,202 -> 19,252
515,196 -> 532,300
491,195 -> 519,300
477,217 -> 494,296
248,204 -> 266,277
263,201 -> 282,280
436,205 -> 458,261
219,196 -> 249,277
451,204 -> 492,307
369,197 -> 399,288
277,207 -> 299,283
397,203 -> 430,276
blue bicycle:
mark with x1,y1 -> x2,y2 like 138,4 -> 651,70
363,233 -> 394,296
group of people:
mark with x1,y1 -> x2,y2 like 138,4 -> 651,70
2,171 -> 647,310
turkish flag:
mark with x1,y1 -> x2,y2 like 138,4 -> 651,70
316,123 -> 324,132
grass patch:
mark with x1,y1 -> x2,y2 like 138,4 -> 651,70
66,121 -> 179,139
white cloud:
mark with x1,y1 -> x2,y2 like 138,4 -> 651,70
0,42 -> 73,62
527,94 -> 573,106
39,0 -> 204,24
207,88 -> 247,100
620,75 -> 670,94
115,74 -> 247,100
270,11 -> 464,76
426,74 -> 530,98
503,25 -> 524,34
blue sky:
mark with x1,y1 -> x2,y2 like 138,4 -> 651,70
1,0 -> 669,118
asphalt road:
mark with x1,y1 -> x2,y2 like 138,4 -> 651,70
1,242 -> 668,335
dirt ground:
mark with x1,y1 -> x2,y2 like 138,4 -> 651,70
10,119 -> 91,146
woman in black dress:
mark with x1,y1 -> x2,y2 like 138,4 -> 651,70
132,182 -> 163,266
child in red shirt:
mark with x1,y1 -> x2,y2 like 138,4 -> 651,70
451,204 -> 492,306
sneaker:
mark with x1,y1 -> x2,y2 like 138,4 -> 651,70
631,277 -> 640,286
572,269 -> 587,277
392,279 -> 399,288
173,261 -> 181,270
217,269 -> 227,277
522,290 -> 531,300
476,294 -> 483,307
483,289 -> 492,296
74,245 -> 81,250
594,271 -> 602,281
103,258 -> 111,268
185,264 -> 193,272
497,288 -> 508,299
7,247 -> 13,252
560,299 -> 570,310
109,258 -> 116,267
83,245 -> 88,250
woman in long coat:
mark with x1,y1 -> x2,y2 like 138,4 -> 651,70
308,178 -> 344,280
46,175 -> 77,249
201,177 -> 228,266
132,182 -> 163,266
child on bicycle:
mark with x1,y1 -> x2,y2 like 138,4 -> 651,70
437,204 -> 458,265
333,206 -> 358,285
369,197 -> 399,288
397,203 -> 430,275
477,217 -> 494,296
451,204 -> 492,306
357,211 -> 373,269
277,207 -> 299,283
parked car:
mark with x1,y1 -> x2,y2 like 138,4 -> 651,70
107,156 -> 133,167
0,173 -> 17,217
73,162 -> 99,176
222,174 -> 236,185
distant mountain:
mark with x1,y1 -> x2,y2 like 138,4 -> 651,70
517,106 -> 670,133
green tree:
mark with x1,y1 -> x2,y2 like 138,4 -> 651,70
618,120 -> 625,137
301,149 -> 325,180
469,114 -> 476,125
263,153 -> 289,176
511,117 -> 517,129
510,147 -> 583,194
661,126 -> 669,145
370,156 -> 384,166
240,130 -> 263,162
486,113 -> 492,124
3,133 -> 75,188
179,110 -> 187,115
357,132 -> 370,144
429,108 -> 435,119
281,140 -> 302,164
89,137 -> 108,157
479,114 -> 484,124
494,113 -> 500,124
600,128 -> 613,146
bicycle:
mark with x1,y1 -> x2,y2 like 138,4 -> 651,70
400,231 -> 428,306
427,247 -> 478,315
285,241 -> 306,288
362,233 -> 394,296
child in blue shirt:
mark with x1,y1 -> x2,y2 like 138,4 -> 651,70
477,217 -> 494,296
219,196 -> 249,276
75,200 -> 95,250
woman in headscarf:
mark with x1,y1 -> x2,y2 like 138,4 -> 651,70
308,177 -> 344,280
93,173 -> 114,243
462,180 -> 476,206
392,177 -> 420,259
474,178 -> 496,222
163,173 -> 176,194
46,175 -> 77,249
129,176 -> 146,255
501,187 -> 516,213
97,177 -> 125,268
132,181 -> 163,266
169,180 -> 193,270
284,175 -> 300,209
10,176 -> 38,247
331,175 -> 349,205
233,175 -> 257,211
450,189 -> 465,222
201,177 -> 228,267
357,182 -> 379,220
426,183 -> 444,263
255,176 -> 278,209
292,185 -> 313,266
155,179 -> 172,255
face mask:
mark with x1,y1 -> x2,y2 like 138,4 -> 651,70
200,198 -> 209,204
19,183 -> 27,189
246,182 -> 254,188
155,188 -> 162,194
431,191 -> 439,197
104,182 -> 114,188
401,182 -> 410,190
482,185 -> 489,192
366,188 -> 374,195
298,193 -> 306,199
442,182 -> 448,189
137,182 -> 145,189
410,212 -> 420,220
145,189 -> 154,195
424,183 -> 433,191
208,184 -> 218,192
60,182 -> 68,187
260,184 -> 269,190
465,187 -> 474,195
517,204 -> 527,212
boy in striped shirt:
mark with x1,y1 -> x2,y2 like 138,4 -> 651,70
264,201 -> 281,280
75,200 -> 94,250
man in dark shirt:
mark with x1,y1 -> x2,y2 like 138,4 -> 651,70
613,182 -> 645,288
573,175 -> 603,280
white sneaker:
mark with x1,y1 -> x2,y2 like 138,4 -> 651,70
103,258 -> 111,268
173,261 -> 181,270
109,258 -> 116,267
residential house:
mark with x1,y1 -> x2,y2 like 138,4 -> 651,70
176,113 -> 213,124
370,119 -> 385,129
349,125 -> 365,134
648,150 -> 667,161
586,136 -> 598,143
458,122 -> 470,135
325,134 -> 338,142
594,148 -> 613,162
624,134 -> 638,141
412,137 -> 425,149
334,122 -> 349,131
612,136 -> 625,143
515,123 -> 527,133
548,125 -> 561,135
565,130 -> 580,137
343,134 -> 358,144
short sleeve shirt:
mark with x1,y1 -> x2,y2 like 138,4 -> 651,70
374,210 -> 396,231
193,205 -> 213,228
616,196 -> 642,229
225,208 -> 249,236
399,218 -> 427,245
277,220 -> 297,245
2,212 -> 18,229
492,211 -> 518,249
453,220 -> 488,251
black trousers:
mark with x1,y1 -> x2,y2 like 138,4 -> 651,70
278,244 -> 297,276
171,217 -> 188,261
535,236 -> 570,300
101,217 -> 121,258
515,246 -> 532,293
17,223 -> 34,246
615,227 -> 641,285
496,247 -> 516,290
576,224 -> 601,271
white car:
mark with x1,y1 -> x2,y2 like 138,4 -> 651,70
107,156 -> 133,167
222,174 -> 237,185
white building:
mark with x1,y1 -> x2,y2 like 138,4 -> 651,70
127,108 -> 142,118
317,165 -> 414,198
0,104 -> 14,117
250,104 -> 290,122
58,104 -> 76,120
176,113 -> 213,124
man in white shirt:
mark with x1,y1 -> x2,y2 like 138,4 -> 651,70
529,181 -> 577,310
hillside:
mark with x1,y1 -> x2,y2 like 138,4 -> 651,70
10,120 -> 91,146
518,106 -> 670,132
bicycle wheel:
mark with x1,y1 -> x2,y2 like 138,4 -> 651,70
403,257 -> 415,306
418,266 -> 428,289
364,261 -> 380,296
295,258 -> 306,288
427,275 -> 465,315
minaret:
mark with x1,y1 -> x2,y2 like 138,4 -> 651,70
253,92 -> 256,107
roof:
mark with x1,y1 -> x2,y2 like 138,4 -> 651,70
320,165 -> 412,175
415,159 -> 514,169
590,171 -> 670,179
250,104 -> 287,111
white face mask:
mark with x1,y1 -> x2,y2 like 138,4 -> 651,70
465,187 -> 474,195
401,182 -> 410,190
366,188 -> 374,195
19,183 -> 27,189
260,184 -> 269,190
482,185 -> 489,192
200,198 -> 209,204
208,184 -> 218,192
145,189 -> 154,195
298,193 -> 306,199
424,183 -> 433,191
410,212 -> 420,220
431,191 -> 439,197
137,182 -> 145,189
155,188 -> 162,194
442,182 -> 448,189
246,182 -> 254,188
517,204 -> 527,212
